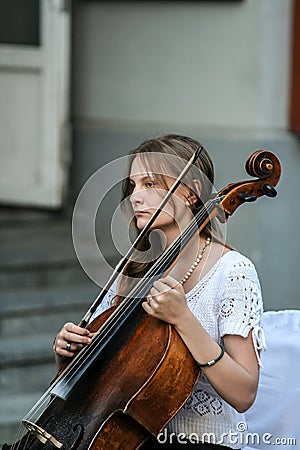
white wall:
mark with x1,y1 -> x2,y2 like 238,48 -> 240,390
71,0 -> 300,311
73,0 -> 292,129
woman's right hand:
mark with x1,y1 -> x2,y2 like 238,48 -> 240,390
53,322 -> 96,358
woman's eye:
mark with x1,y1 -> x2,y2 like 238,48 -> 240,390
146,181 -> 155,188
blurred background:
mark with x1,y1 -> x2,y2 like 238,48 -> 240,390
0,0 -> 299,445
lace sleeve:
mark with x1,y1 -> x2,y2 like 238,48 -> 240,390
218,259 -> 266,367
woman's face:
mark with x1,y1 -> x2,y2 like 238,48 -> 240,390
129,156 -> 194,240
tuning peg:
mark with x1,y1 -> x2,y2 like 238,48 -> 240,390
260,184 -> 277,198
238,193 -> 257,202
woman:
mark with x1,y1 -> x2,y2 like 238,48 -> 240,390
53,135 -> 265,449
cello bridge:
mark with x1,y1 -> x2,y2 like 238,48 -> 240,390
22,419 -> 63,448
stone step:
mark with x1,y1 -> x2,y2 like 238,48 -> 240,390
0,211 -> 75,268
0,216 -> 89,290
0,334 -> 54,367
1,284 -> 100,317
0,206 -> 65,226
0,284 -> 100,336
0,362 -> 56,396
0,262 -> 93,291
0,391 -> 44,446
0,207 -> 117,291
0,339 -> 58,444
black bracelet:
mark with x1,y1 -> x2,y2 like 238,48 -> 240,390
195,344 -> 225,368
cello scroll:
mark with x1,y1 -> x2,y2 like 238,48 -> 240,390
216,150 -> 281,222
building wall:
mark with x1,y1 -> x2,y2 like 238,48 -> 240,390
71,0 -> 299,311
72,0 -> 291,129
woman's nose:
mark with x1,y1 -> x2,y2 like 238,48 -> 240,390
130,187 -> 144,205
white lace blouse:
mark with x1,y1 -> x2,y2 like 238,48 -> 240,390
90,250 -> 266,449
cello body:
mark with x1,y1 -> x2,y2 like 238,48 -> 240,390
5,305 -> 199,449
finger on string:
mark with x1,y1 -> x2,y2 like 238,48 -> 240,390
153,279 -> 176,295
63,331 -> 92,345
90,330 -> 100,339
158,275 -> 182,290
65,322 -> 91,336
150,286 -> 160,298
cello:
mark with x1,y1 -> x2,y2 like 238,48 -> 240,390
3,149 -> 281,450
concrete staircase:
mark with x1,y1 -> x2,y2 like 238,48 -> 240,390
0,207 -> 102,446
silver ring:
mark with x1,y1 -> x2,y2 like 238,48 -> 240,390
65,342 -> 72,351
147,295 -> 153,306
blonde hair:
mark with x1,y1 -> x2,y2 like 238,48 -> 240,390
114,134 -> 223,304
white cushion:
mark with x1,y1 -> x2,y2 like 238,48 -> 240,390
243,310 -> 300,449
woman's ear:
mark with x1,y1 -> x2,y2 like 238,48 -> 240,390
193,179 -> 202,198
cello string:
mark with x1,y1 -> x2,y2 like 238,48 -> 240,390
53,200 -> 215,392
11,425 -> 22,450
13,149 -> 206,442
21,201 -> 217,434
11,408 -> 38,450
24,198 -> 216,424
88,199 -> 216,338
42,201 -> 210,397
12,424 -> 31,450
16,395 -> 59,447
23,392 -> 56,421
49,199 -> 216,392
85,198 -> 216,338
79,146 -> 204,327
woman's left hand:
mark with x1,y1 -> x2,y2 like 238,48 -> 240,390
142,275 -> 191,326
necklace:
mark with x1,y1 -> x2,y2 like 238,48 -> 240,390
179,237 -> 211,285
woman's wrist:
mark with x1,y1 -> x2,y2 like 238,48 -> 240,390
174,312 -> 224,368
173,308 -> 197,333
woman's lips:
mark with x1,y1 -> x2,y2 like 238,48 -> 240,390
135,210 -> 149,216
